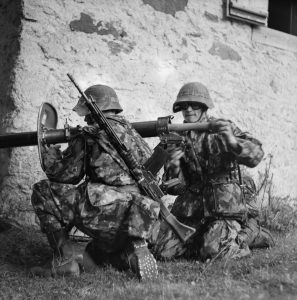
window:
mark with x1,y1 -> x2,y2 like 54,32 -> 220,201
226,0 -> 268,26
268,0 -> 297,36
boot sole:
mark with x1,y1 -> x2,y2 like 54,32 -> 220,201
134,252 -> 158,281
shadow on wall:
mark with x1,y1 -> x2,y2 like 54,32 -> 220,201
0,0 -> 22,187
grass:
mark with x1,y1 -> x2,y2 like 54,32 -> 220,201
1,220 -> 297,300
259,195 -> 297,232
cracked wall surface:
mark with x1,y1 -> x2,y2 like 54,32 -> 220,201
0,0 -> 297,224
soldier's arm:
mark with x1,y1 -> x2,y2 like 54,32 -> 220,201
231,125 -> 264,167
43,135 -> 86,184
162,146 -> 187,195
210,119 -> 264,167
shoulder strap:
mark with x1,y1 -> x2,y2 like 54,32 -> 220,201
82,126 -> 129,171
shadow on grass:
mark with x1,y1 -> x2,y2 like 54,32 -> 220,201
0,219 -> 52,272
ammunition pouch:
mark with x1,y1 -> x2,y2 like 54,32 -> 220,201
202,178 -> 247,223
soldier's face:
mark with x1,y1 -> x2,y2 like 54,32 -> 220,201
182,104 -> 204,123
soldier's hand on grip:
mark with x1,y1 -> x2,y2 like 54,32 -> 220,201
209,119 -> 231,134
43,144 -> 62,164
166,144 -> 184,169
209,119 -> 240,152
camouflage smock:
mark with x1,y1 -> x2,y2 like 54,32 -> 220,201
31,115 -> 160,253
167,116 -> 264,220
152,116 -> 269,260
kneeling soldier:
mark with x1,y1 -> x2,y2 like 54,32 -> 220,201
30,84 -> 160,281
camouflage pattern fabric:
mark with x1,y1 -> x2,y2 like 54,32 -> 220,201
237,218 -> 275,249
199,220 -> 251,260
31,115 -> 160,254
203,180 -> 247,220
43,115 -> 152,185
152,116 -> 273,260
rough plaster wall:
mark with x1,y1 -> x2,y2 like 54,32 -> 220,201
1,0 -> 297,224
0,0 -> 24,219
0,0 -> 20,130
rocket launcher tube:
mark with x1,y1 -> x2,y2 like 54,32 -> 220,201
0,118 -> 210,148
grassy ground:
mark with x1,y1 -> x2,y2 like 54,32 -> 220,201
1,222 -> 297,300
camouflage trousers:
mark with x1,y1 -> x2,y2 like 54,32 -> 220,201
31,180 -> 160,253
151,182 -> 274,261
151,217 -> 274,261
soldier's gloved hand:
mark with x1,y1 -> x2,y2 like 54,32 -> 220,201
43,144 -> 62,160
41,144 -> 63,168
209,119 -> 240,152
209,119 -> 232,134
166,144 -> 184,170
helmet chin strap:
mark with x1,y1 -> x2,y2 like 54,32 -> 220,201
191,109 -> 208,123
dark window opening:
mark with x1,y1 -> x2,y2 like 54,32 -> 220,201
268,0 -> 297,36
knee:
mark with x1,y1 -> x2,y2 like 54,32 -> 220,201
151,228 -> 185,261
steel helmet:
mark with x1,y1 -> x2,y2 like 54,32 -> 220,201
173,82 -> 214,113
73,84 -> 123,116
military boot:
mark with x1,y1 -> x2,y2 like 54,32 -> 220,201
82,240 -> 109,273
126,239 -> 158,281
83,239 -> 158,281
30,229 -> 81,277
237,218 -> 275,249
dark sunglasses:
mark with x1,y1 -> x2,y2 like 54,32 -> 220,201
176,102 -> 204,111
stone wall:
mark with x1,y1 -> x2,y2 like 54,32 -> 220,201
0,0 -> 297,224
0,0 -> 25,220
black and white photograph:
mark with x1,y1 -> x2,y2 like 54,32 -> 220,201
0,0 -> 296,299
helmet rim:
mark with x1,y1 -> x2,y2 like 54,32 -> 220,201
173,82 -> 214,113
73,84 -> 123,116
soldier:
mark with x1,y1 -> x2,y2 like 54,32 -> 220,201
30,84 -> 160,281
152,82 -> 274,261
